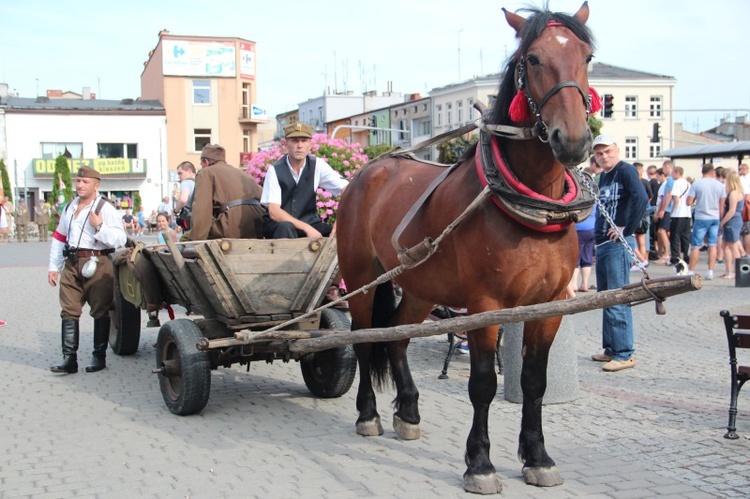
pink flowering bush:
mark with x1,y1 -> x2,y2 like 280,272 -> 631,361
245,134 -> 369,223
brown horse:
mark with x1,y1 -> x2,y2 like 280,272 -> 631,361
336,3 -> 595,494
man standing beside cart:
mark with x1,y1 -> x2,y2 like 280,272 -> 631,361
48,166 -> 127,374
188,144 -> 264,241
261,122 -> 348,239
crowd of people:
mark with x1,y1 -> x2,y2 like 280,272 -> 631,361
572,134 -> 750,374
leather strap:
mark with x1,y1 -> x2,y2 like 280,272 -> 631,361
391,163 -> 460,254
219,198 -> 261,215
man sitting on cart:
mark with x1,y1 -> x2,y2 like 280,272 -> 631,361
188,144 -> 264,241
261,122 -> 348,239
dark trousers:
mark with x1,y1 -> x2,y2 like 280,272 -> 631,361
263,219 -> 332,239
669,217 -> 691,264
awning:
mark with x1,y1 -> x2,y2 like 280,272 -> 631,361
661,141 -> 750,163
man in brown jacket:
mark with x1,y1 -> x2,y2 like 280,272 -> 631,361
188,144 -> 264,241
36,200 -> 51,242
14,198 -> 30,242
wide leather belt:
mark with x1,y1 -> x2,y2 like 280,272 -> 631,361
76,248 -> 115,257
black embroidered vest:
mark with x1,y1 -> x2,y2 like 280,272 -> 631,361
272,155 -> 320,223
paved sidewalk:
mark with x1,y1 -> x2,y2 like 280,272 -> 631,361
0,241 -> 748,497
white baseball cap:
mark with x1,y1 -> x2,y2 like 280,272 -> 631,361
592,134 -> 616,148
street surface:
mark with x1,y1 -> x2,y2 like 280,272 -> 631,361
0,239 -> 748,498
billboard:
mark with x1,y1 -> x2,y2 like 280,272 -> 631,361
240,42 -> 255,79
162,40 -> 236,77
33,158 -> 147,177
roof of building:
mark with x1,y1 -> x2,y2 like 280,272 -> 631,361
662,141 -> 750,159
429,62 -> 675,94
588,62 -> 675,81
1,96 -> 164,112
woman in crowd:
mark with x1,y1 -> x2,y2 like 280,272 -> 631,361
156,212 -> 178,245
719,171 -> 745,278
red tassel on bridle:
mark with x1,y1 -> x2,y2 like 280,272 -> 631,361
509,86 -> 603,123
509,90 -> 533,123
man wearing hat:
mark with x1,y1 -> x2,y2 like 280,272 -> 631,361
261,122 -> 348,239
590,135 -> 648,372
14,198 -> 30,242
188,143 -> 264,241
36,199 -> 51,242
48,165 -> 127,374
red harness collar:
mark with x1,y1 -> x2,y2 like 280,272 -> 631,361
475,136 -> 577,233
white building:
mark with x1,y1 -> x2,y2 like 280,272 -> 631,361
1,91 -> 166,217
299,89 -> 404,134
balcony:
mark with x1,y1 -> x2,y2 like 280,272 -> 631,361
238,105 -> 268,123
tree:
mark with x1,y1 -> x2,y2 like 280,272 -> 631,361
50,155 -> 73,205
437,135 -> 479,164
0,159 -> 11,202
133,192 -> 142,212
363,144 -> 391,160
588,114 -> 603,140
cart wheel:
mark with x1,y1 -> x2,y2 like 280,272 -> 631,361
109,279 -> 141,356
300,308 -> 357,398
156,319 -> 210,416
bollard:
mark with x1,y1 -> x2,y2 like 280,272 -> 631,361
736,256 -> 750,288
503,316 -> 579,404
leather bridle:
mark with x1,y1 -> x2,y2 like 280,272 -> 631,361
515,55 -> 593,143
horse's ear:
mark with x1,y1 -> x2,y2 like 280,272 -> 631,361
502,7 -> 526,35
574,1 -> 590,24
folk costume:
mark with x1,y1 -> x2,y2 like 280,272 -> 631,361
49,166 -> 126,374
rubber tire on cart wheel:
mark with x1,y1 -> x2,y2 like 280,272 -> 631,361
156,319 -> 211,416
109,279 -> 141,355
300,308 -> 357,398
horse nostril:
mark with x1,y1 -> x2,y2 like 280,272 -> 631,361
550,128 -> 562,145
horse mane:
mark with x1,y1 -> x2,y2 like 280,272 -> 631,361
487,5 -> 596,127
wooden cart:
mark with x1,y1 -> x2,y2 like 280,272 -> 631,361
109,237 -> 356,416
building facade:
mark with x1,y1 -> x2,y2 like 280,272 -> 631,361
389,95 -> 432,160
1,94 -> 166,216
141,31 -> 266,173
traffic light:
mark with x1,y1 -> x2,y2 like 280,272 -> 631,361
603,94 -> 614,118
651,123 -> 661,143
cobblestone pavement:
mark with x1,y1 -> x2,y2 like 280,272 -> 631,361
0,240 -> 748,498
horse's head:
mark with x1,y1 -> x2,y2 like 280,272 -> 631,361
499,2 -> 595,166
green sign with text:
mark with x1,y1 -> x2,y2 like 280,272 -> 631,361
33,158 -> 147,177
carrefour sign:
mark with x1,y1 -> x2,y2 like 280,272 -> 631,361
33,158 -> 147,177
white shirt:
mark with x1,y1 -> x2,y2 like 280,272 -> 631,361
670,177 -> 692,218
260,155 -> 348,206
48,197 -> 127,272
741,174 -> 750,196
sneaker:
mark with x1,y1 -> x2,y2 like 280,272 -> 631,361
456,342 -> 469,354
717,259 -> 725,264
705,270 -> 714,280
591,352 -> 612,362
602,357 -> 636,372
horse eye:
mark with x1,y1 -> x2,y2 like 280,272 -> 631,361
586,55 -> 594,64
527,55 -> 540,66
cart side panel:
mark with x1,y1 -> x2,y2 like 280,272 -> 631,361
217,238 -> 336,315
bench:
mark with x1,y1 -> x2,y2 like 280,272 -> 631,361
720,310 -> 750,439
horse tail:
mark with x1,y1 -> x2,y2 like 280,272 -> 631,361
369,281 -> 397,390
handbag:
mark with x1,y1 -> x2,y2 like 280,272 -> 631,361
742,200 -> 750,223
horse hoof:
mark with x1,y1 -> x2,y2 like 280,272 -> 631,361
393,415 -> 420,440
356,417 -> 384,437
522,466 -> 563,487
463,473 -> 503,494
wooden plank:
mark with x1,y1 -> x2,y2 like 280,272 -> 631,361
275,275 -> 703,354
148,247 -> 215,316
204,241 -> 256,314
192,246 -> 242,318
291,238 -> 338,312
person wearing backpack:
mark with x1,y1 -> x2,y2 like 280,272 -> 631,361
48,166 -> 127,374
173,161 -> 196,231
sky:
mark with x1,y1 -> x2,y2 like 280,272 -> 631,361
1,0 -> 749,134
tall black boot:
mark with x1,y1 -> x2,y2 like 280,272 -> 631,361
51,319 -> 79,374
85,317 -> 110,373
